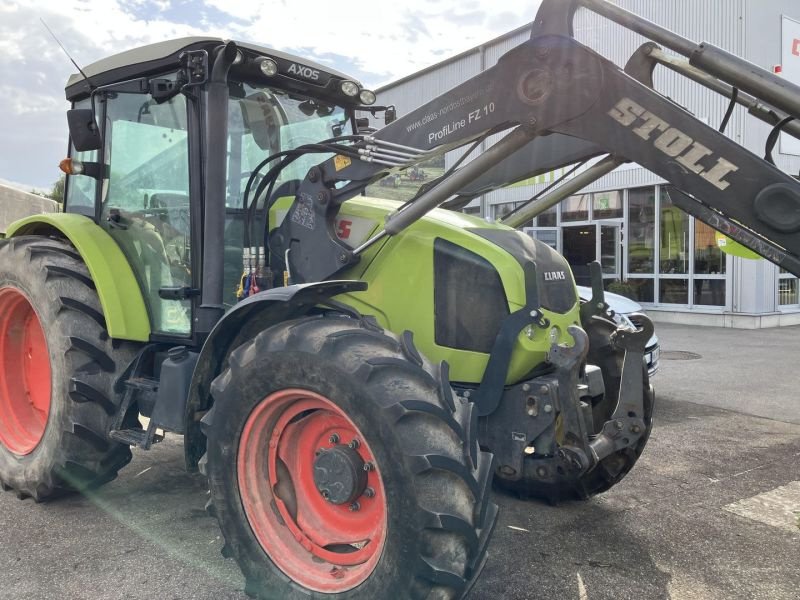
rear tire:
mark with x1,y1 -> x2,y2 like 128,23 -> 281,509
0,236 -> 140,500
202,314 -> 497,599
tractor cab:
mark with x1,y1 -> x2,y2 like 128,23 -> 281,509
62,38 -> 370,339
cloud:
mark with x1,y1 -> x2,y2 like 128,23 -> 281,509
1,0 -> 537,188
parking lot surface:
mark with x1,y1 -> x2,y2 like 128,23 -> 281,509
1,323 -> 798,599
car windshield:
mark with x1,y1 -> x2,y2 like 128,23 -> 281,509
226,81 -> 352,208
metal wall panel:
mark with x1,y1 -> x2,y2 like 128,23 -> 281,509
742,0 -> 800,175
572,0 -> 747,192
376,53 -> 481,125
484,29 -> 531,68
375,0 -> 798,196
485,165 -> 663,209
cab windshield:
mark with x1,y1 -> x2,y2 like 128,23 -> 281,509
226,81 -> 353,209
223,82 -> 353,305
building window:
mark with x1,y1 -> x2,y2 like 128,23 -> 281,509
659,188 -> 689,275
593,190 -> 622,219
627,279 -> 655,303
779,270 -> 799,306
561,194 -> 589,222
693,218 -> 726,306
491,202 -> 515,221
694,221 -> 726,275
627,187 -> 655,274
623,186 -> 727,308
694,279 -> 726,306
660,279 -> 689,304
536,205 -> 558,227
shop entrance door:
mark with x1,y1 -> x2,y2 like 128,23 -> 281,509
560,223 -> 622,286
599,223 -> 622,284
562,225 -> 596,286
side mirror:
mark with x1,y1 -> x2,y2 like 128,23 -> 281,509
356,117 -> 371,132
67,108 -> 102,152
385,106 -> 397,125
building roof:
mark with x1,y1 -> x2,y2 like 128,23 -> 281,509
376,22 -> 532,93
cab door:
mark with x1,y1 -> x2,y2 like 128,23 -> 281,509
98,82 -> 194,336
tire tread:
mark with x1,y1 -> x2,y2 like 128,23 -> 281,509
203,314 -> 497,600
0,236 -> 139,500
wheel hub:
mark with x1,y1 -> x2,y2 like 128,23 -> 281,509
0,287 -> 52,455
237,389 -> 387,593
313,444 -> 367,505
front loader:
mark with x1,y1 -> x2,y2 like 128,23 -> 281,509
1,1 -> 800,598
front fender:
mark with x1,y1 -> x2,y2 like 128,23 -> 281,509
184,279 -> 367,471
6,214 -> 150,342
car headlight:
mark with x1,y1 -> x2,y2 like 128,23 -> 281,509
612,311 -> 636,331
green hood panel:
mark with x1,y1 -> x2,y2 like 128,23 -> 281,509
6,214 -> 151,342
333,196 -> 581,385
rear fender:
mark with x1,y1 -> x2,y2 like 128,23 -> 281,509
184,279 -> 367,471
5,214 -> 150,342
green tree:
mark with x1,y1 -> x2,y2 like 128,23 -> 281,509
49,175 -> 65,204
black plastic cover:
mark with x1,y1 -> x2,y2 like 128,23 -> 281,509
471,229 -> 577,314
434,238 -> 509,353
152,347 -> 199,433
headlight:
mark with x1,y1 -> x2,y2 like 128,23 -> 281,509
340,80 -> 359,97
359,89 -> 376,105
258,58 -> 279,77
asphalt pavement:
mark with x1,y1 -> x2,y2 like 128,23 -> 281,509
1,323 -> 798,599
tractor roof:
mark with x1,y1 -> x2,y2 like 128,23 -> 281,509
65,37 -> 358,101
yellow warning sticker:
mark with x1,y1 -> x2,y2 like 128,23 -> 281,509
334,155 -> 352,171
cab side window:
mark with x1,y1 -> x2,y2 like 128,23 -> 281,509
100,88 -> 192,335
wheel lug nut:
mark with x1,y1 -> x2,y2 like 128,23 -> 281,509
349,501 -> 360,512
349,439 -> 360,450
364,487 -> 375,498
329,433 -> 340,444
363,462 -> 374,472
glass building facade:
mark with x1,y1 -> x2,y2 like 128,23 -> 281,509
514,184 -> 799,313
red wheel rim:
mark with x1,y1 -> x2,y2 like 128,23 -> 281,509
0,287 -> 52,455
238,388 -> 387,593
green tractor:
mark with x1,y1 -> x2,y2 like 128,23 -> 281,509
0,34 -> 652,598
12,0 -> 800,594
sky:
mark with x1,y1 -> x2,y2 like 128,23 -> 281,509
0,0 -> 539,192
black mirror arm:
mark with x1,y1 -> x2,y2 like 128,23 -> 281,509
72,161 -> 108,180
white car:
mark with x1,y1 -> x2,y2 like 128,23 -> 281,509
577,286 -> 660,378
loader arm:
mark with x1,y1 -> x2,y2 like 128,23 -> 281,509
274,0 -> 800,284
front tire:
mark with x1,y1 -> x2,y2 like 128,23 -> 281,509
202,314 -> 497,599
0,236 -> 139,500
